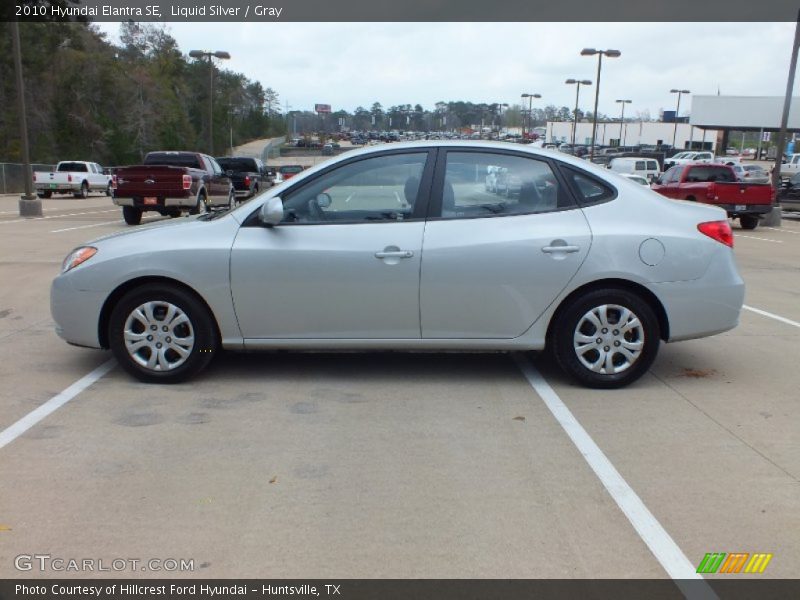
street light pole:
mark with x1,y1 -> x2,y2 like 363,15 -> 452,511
565,79 -> 591,148
189,49 -> 231,155
581,48 -> 621,161
12,21 -> 41,216
521,93 -> 541,140
616,99 -> 631,147
670,89 -> 691,150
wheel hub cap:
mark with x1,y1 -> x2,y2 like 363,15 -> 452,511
123,301 -> 195,371
573,304 -> 644,375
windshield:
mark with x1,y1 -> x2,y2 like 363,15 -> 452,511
217,158 -> 257,172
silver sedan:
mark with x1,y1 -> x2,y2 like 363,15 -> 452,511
51,141 -> 745,388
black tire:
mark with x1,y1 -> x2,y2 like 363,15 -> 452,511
108,284 -> 218,384
38,190 -> 52,199
122,206 -> 142,225
740,215 -> 759,230
189,191 -> 206,215
105,183 -> 112,196
167,209 -> 182,218
74,181 -> 89,199
551,288 -> 660,389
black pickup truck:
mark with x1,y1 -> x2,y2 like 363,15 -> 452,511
215,156 -> 271,200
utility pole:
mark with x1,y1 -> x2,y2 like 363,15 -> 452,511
768,8 -> 800,228
12,21 -> 41,217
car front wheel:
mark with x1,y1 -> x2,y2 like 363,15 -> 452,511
551,289 -> 660,389
109,284 -> 218,383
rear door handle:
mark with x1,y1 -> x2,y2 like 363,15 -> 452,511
374,250 -> 414,259
542,245 -> 580,254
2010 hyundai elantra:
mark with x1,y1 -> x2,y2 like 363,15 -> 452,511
51,142 -> 745,388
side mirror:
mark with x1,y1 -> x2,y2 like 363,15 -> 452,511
258,196 -> 284,227
316,192 -> 332,208
225,170 -> 234,177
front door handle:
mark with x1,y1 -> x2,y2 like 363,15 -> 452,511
374,250 -> 414,259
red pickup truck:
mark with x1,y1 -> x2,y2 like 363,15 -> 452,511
651,163 -> 775,230
112,151 -> 234,225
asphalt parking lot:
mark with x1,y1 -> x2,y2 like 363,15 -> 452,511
0,192 -> 798,581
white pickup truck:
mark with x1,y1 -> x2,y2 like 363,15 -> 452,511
779,153 -> 800,179
33,161 -> 112,199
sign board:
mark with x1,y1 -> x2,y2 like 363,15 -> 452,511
315,104 -> 332,114
762,131 -> 771,142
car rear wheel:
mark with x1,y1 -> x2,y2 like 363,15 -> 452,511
122,206 -> 142,225
74,182 -> 89,199
189,191 -> 207,215
739,215 -> 759,230
109,284 -> 218,383
38,191 -> 52,199
105,183 -> 112,196
551,288 -> 660,389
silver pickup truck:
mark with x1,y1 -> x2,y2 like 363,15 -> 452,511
33,161 -> 112,198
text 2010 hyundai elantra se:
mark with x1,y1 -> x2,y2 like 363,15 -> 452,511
51,142 -> 744,388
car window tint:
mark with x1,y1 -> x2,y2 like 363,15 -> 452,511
441,152 -> 570,218
635,161 -> 646,170
562,167 -> 616,206
281,153 -> 427,224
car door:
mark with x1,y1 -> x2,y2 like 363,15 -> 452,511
419,149 -> 592,339
230,150 -> 434,339
200,155 -> 227,204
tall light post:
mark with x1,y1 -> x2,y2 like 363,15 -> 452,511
189,49 -> 231,155
616,99 -> 631,147
581,48 -> 621,161
670,89 -> 690,150
495,102 -> 509,135
521,93 -> 541,139
12,21 -> 41,216
565,79 -> 592,148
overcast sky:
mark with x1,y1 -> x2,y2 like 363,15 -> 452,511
96,21 -> 798,119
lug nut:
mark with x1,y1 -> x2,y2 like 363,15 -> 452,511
613,329 -> 619,335
604,346 -> 610,352
151,324 -> 157,330
596,338 -> 602,344
156,343 -> 162,349
147,335 -> 153,341
162,326 -> 168,332
614,341 -> 621,347
166,337 -> 172,343
601,328 -> 608,334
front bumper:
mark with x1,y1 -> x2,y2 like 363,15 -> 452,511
51,275 -> 107,349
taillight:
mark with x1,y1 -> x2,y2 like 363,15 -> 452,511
244,175 -> 250,187
698,220 -> 733,248
111,175 -> 118,189
182,174 -> 192,190
67,174 -> 72,183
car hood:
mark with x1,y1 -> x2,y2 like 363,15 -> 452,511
86,214 -> 208,244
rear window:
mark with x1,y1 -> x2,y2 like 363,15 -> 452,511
57,162 -> 88,172
684,166 -> 736,183
144,153 -> 203,169
280,166 -> 304,174
217,158 -> 258,172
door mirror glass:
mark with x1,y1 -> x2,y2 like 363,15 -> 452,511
259,196 -> 284,226
315,192 -> 332,208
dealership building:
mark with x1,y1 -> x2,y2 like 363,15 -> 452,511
544,121 -> 720,150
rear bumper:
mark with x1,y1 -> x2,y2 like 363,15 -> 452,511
715,203 -> 773,216
112,195 -> 195,209
35,184 -> 80,193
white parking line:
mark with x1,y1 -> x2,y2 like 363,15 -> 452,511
0,209 -> 118,225
735,235 -> 783,243
514,355 -> 711,590
743,305 -> 800,329
51,220 -> 123,233
0,359 -> 115,450
762,226 -> 800,234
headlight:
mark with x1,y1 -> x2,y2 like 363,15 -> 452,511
61,246 -> 97,273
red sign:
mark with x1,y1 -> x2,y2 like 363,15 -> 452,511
315,104 -> 332,114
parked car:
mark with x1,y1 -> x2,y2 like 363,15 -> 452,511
33,161 -> 112,199
778,153 -> 800,179
215,156 -> 269,200
729,164 -> 770,184
619,173 -> 651,186
777,171 -> 800,211
608,157 -> 661,182
663,151 -> 714,170
51,141 -> 744,389
274,164 -> 304,184
112,151 -> 234,225
651,163 -> 774,230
